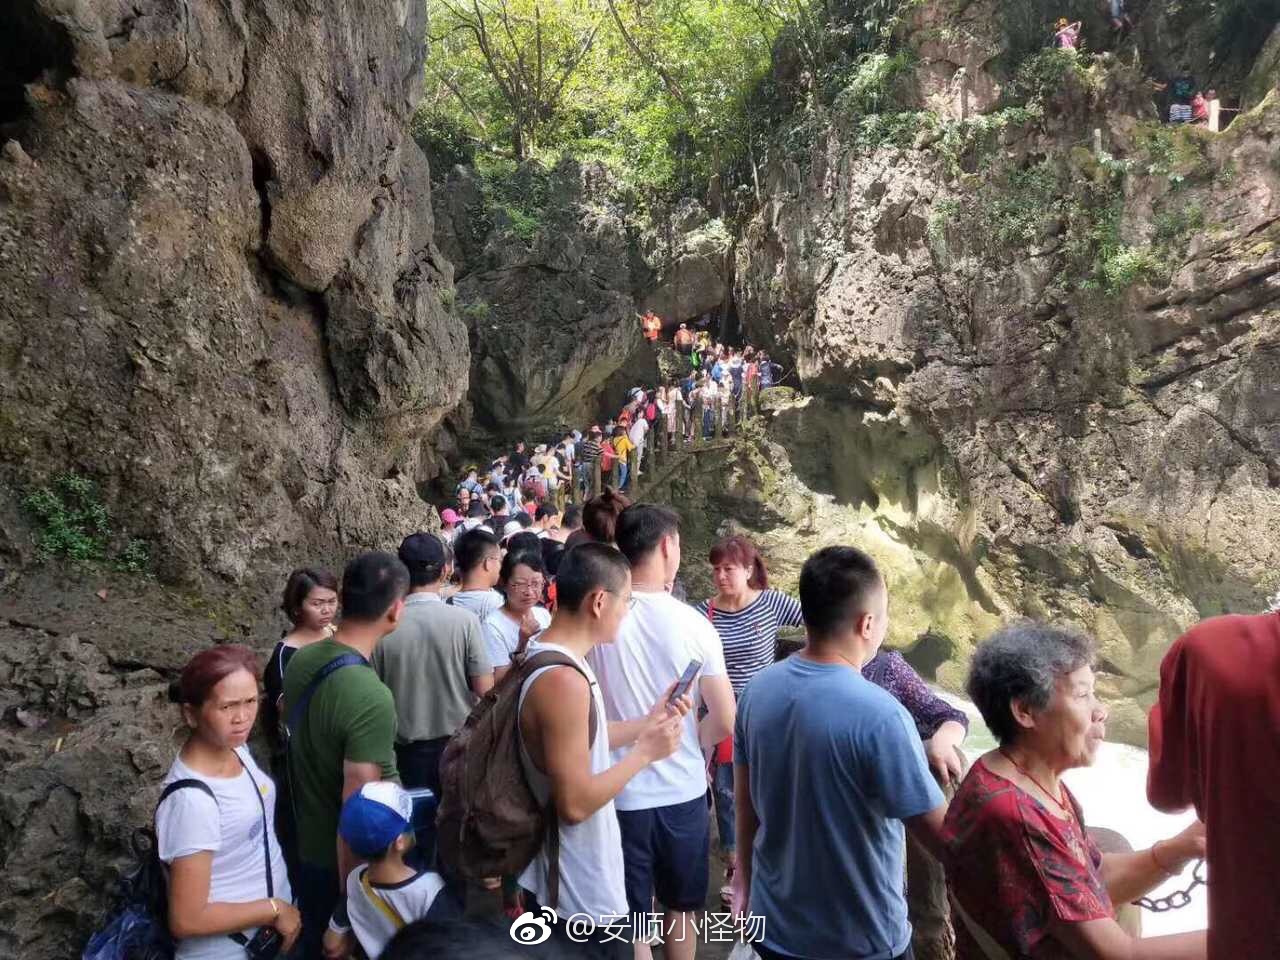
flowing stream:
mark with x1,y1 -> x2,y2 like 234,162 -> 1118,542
938,693 -> 1207,937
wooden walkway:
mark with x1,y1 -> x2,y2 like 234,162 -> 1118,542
582,384 -> 760,499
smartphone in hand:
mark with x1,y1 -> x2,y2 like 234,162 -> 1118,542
668,659 -> 703,705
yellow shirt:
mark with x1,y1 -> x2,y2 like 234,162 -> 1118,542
613,436 -> 635,459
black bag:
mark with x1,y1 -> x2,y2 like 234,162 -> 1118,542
81,780 -> 214,960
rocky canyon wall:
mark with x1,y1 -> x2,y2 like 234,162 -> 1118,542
0,1 -> 467,955
0,0 -> 468,588
429,159 -> 735,443
732,26 -> 1280,741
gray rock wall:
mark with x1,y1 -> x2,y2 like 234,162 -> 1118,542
0,2 -> 466,954
0,0 -> 468,586
432,161 -> 645,439
734,67 -> 1280,742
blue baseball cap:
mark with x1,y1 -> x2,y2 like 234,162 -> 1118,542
338,782 -> 413,858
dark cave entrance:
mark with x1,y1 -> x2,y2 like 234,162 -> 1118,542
0,1 -> 74,135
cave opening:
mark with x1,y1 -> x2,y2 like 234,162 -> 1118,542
0,1 -> 74,136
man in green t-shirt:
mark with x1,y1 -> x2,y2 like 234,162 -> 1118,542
283,550 -> 408,959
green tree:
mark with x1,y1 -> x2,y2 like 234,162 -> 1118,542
428,0 -> 603,159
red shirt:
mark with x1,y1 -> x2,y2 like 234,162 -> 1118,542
1148,612 -> 1280,960
944,760 -> 1112,958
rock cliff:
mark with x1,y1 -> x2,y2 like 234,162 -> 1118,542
0,0 -> 466,954
429,159 -> 733,441
1,0 -> 468,587
733,43 -> 1280,742
431,160 -> 649,439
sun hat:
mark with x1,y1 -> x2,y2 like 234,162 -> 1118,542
440,508 -> 460,525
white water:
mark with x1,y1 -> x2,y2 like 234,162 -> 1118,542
939,693 -> 1207,937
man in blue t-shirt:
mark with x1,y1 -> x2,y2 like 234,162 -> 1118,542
733,546 -> 947,960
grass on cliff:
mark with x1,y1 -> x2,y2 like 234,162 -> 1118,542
22,473 -> 150,573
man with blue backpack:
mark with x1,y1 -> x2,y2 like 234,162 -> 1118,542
282,551 -> 409,959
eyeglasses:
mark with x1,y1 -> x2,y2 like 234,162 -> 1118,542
508,579 -> 545,592
606,590 -> 638,610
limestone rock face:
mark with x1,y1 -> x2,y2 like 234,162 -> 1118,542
1243,26 -> 1280,110
899,0 -> 1003,120
0,2 -> 467,951
0,0 -> 468,586
432,160 -> 647,438
735,79 -> 1280,741
638,199 -> 735,328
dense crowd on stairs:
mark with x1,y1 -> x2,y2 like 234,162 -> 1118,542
437,325 -> 785,550
86,321 -> 1278,960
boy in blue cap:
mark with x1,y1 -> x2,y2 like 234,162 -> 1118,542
325,782 -> 459,959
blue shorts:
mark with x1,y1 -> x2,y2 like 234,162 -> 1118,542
616,795 -> 710,913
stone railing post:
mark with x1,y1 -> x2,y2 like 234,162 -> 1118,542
692,396 -> 704,449
628,446 -> 640,494
591,459 -> 602,498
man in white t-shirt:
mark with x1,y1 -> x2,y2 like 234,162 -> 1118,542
588,504 -> 735,960
627,415 -> 649,476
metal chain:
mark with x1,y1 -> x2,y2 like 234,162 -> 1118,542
1132,858 -> 1207,912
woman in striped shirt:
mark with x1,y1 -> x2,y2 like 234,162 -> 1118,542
694,535 -> 969,903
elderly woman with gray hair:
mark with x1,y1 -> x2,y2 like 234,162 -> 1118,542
943,623 -> 1207,960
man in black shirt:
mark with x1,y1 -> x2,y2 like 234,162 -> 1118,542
509,441 -> 531,474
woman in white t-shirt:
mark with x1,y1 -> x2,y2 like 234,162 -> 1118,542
482,550 -> 551,683
157,645 -> 300,959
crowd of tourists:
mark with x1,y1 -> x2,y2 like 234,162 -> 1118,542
139,478 -> 1280,960
439,333 -> 783,543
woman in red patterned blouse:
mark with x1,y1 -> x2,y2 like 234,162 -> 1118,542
944,623 -> 1207,960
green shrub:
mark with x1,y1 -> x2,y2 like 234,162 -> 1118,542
114,538 -> 151,574
855,110 -> 934,150
1134,123 -> 1214,184
474,157 -> 551,243
1099,245 -> 1163,292
935,104 -> 1044,176
500,204 -> 542,241
460,299 -> 491,323
1153,203 -> 1205,247
983,160 -> 1063,247
409,110 -> 477,176
834,51 -> 916,116
1013,48 -> 1090,101
22,473 -> 150,572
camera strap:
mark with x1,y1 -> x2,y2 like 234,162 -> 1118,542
229,749 -> 275,950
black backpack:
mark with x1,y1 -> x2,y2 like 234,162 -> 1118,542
81,780 -> 214,960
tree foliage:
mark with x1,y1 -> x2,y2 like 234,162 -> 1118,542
422,0 -> 788,192
420,0 -> 925,193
